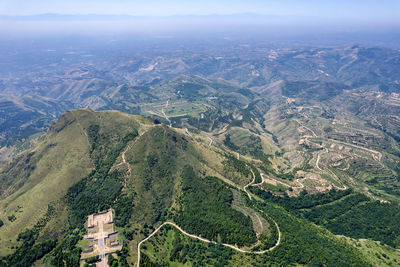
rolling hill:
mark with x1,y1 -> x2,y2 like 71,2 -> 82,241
0,109 -> 398,266
0,38 -> 400,266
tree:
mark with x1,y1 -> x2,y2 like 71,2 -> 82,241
108,254 -> 118,266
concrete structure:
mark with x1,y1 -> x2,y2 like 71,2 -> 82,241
81,208 -> 122,267
87,209 -> 113,228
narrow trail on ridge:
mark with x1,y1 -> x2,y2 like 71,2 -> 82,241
115,129 -> 151,189
120,145 -> 131,189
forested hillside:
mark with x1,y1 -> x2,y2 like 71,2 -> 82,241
0,110 -> 398,266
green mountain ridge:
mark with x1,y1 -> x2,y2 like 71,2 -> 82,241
0,109 -> 398,266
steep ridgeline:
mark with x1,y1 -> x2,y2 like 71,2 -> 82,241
0,109 -> 143,266
0,109 -> 256,266
0,109 -> 391,266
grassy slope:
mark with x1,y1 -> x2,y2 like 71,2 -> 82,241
0,108 -> 254,264
121,124 -> 255,263
0,109 -> 395,266
0,109 -> 150,257
123,125 -> 188,231
340,237 -> 400,267
141,194 -> 372,266
0,111 -> 93,256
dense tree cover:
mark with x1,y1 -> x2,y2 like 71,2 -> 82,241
87,124 -> 138,168
47,129 -> 138,266
0,204 -> 57,266
250,187 -> 400,248
223,132 -> 274,165
115,242 -> 129,266
373,162 -> 400,197
107,255 -> 117,267
175,166 -> 256,246
169,239 -> 234,266
87,124 -> 100,153
250,164 -> 262,184
303,193 -> 370,223
143,192 -> 369,266
0,235 -> 56,267
223,153 -> 251,178
107,253 -> 128,267
113,193 -> 135,228
49,231 -> 82,266
49,236 -> 129,267
326,201 -> 400,248
250,187 -> 354,210
249,200 -> 370,266
107,254 -> 124,267
142,226 -> 235,266
140,253 -> 158,267
66,169 -> 123,229
130,126 -> 189,227
223,134 -> 239,151
221,151 -> 262,184
85,255 -> 99,264
66,130 -> 138,228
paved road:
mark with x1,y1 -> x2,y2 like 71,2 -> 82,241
98,221 -> 107,267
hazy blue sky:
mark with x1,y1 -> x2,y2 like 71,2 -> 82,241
0,0 -> 399,22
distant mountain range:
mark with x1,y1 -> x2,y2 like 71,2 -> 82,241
0,35 -> 400,266
0,13 -> 315,21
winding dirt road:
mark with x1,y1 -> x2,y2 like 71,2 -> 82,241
116,129 -> 152,189
185,128 -> 192,137
120,145 -> 132,189
162,100 -> 172,127
208,137 -> 213,146
137,165 -> 282,266
136,116 -> 383,265
259,171 -> 346,191
137,219 -> 281,267
315,149 -> 324,171
295,117 -> 383,164
243,169 -> 256,200
121,146 -> 131,174
293,118 -> 382,190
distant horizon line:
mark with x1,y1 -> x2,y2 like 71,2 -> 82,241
0,12 -> 312,18
1,13 -> 399,28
